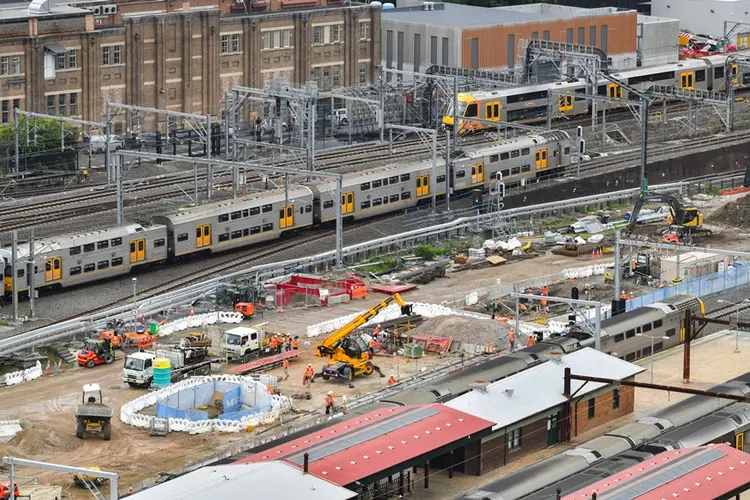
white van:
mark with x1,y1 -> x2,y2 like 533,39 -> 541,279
88,135 -> 124,154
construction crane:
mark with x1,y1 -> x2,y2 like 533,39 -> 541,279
626,192 -> 713,241
316,293 -> 412,385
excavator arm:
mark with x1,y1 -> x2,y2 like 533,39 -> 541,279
316,293 -> 411,358
626,193 -> 685,233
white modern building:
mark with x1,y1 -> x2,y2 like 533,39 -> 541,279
652,0 -> 750,38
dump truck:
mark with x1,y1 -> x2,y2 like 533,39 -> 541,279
76,384 -> 113,440
123,345 -> 214,388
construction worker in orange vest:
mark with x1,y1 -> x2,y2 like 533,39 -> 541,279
387,375 -> 398,385
188,310 -> 195,317
540,285 -> 549,314
527,334 -> 537,347
282,358 -> 289,380
620,291 -> 628,301
508,328 -> 516,351
324,391 -> 335,415
292,337 -> 299,350
285,336 -> 291,352
268,336 -> 277,353
629,292 -> 635,301
304,363 -> 315,386
368,337 -> 377,358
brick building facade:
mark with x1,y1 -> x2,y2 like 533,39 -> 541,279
0,0 -> 380,130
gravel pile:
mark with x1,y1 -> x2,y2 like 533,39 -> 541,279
410,315 -> 511,346
713,194 -> 750,228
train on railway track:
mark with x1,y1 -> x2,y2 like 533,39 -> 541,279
443,54 -> 748,134
1,131 -> 573,295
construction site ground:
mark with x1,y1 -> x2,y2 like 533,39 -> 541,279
4,192 -> 750,498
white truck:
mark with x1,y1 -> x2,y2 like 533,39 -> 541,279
123,346 -> 214,388
223,326 -> 261,362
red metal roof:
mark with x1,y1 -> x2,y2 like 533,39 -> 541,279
239,403 -> 494,486
563,444 -> 750,500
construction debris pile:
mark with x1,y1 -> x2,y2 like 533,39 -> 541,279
713,193 -> 750,229
410,315 -> 513,353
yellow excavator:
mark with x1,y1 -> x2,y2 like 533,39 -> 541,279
316,293 -> 412,386
626,192 -> 712,242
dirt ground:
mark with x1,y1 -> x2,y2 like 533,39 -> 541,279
5,191 -> 750,498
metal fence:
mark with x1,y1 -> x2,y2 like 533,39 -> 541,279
626,264 -> 750,311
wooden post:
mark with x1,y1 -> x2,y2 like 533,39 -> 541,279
563,367 -> 572,442
424,462 -> 429,489
449,451 -> 454,479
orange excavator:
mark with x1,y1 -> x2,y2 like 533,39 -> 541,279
97,319 -> 157,350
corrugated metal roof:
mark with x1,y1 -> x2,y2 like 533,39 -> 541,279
445,347 -> 644,430
126,462 -> 356,500
563,445 -> 750,500
239,404 -> 494,486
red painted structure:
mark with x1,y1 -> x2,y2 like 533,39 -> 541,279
563,444 -> 750,500
230,350 -> 299,375
265,274 -> 367,307
239,404 -> 494,488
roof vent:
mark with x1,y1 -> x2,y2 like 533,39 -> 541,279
28,0 -> 51,14
503,388 -> 514,397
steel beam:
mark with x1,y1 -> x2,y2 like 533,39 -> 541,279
3,456 -> 118,500
516,293 -> 603,350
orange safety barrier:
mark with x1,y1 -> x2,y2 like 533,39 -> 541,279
350,285 -> 368,300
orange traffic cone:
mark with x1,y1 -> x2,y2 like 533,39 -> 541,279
45,360 -> 51,376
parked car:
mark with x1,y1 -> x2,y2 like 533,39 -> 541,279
168,129 -> 202,145
87,135 -> 123,154
135,132 -> 162,147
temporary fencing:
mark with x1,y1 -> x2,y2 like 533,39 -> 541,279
120,374 -> 291,434
158,311 -> 243,337
3,361 -> 43,387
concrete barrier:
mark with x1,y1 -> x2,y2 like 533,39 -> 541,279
158,311 -> 243,336
3,361 -> 43,387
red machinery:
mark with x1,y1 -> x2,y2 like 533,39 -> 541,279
77,338 -> 115,368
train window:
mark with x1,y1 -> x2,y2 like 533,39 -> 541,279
627,71 -> 675,86
372,180 -> 382,189
636,350 -> 641,358
390,194 -> 400,202
251,226 -> 261,235
465,103 -> 478,117
625,352 -> 636,361
373,198 -> 382,207
154,238 -> 166,248
614,334 -> 624,343
456,171 -> 466,178
490,154 -> 499,163
715,66 -> 725,79
361,201 -> 371,209
97,260 -> 109,270
401,173 -> 411,182
218,214 -> 229,223
305,205 -> 312,213
511,167 -> 521,175
401,192 -> 411,200
111,257 -> 123,266
243,228 -> 249,236
654,319 -> 663,328
262,204 -> 273,213
506,90 -> 548,104
250,207 -> 260,216
231,230 -> 242,239
231,211 -> 241,220
111,237 -> 122,246
218,233 -> 230,242
500,152 -> 509,160
383,196 -> 390,204
597,85 -> 607,96
666,328 -> 676,337
501,169 -> 510,178
490,172 -> 497,180
382,178 -> 388,186
361,182 -> 371,191
83,243 -> 95,252
69,266 -> 81,276
97,240 -> 109,250
642,346 -> 651,357
626,329 -> 636,339
262,223 -> 273,232
575,87 -> 586,94
242,209 -> 249,217
653,342 -> 664,352
507,107 -> 548,122
16,268 -> 24,277
511,150 -> 520,158
564,147 -> 570,155
521,148 -> 530,156
323,200 -> 334,209
437,175 -> 445,183
389,176 -> 399,184
70,246 -> 81,256
177,233 -> 189,242
521,165 -> 531,173
643,323 -> 652,333
636,326 -> 642,334
695,69 -> 706,82
84,263 -> 96,273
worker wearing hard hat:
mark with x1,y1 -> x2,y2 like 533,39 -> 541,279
282,358 -> 289,380
324,391 -> 335,415
304,363 -> 315,386
387,375 -> 398,386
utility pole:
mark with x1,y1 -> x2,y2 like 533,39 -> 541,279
614,230 -> 621,301
640,97 -> 649,193
105,100 -> 112,187
27,228 -> 34,319
11,230 -> 18,322
116,153 -> 124,224
445,130 -> 451,212
13,109 -> 19,175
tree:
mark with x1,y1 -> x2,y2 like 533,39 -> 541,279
0,117 -> 80,153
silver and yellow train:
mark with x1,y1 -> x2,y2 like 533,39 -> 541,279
444,55 -> 748,134
1,131 -> 573,295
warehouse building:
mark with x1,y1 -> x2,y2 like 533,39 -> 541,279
381,1 -> 679,74
652,0 -> 750,39
0,0 -> 381,130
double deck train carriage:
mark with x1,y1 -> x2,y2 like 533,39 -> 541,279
151,186 -> 315,258
310,162 -> 446,223
585,294 -> 704,361
1,224 -> 168,294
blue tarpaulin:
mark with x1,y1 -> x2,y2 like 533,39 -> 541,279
222,386 -> 242,413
